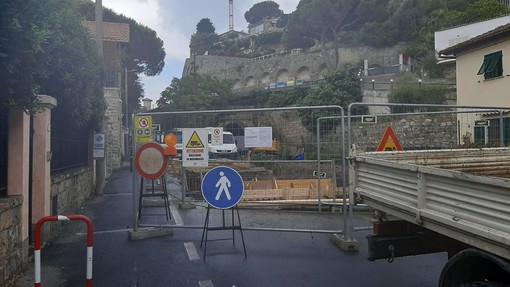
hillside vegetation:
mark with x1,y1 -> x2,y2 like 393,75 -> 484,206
191,0 -> 509,73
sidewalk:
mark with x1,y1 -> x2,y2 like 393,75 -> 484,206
14,165 -> 142,287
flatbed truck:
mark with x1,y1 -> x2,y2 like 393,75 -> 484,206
349,147 -> 510,286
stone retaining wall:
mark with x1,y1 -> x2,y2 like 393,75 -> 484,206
0,196 -> 23,287
1,167 -> 94,286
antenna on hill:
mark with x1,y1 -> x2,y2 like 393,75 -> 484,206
229,0 -> 234,31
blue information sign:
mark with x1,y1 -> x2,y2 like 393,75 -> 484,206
201,166 -> 244,209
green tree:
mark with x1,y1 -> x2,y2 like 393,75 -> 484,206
388,80 -> 449,113
297,64 -> 365,132
158,75 -> 233,111
189,18 -> 220,56
454,0 -> 509,24
0,0 -> 104,127
267,87 -> 308,108
196,18 -> 215,34
190,32 -> 220,55
0,0 -> 57,112
285,0 -> 377,72
404,0 -> 508,76
78,0 -> 166,113
244,1 -> 283,24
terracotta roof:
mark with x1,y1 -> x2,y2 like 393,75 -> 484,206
439,23 -> 510,57
83,21 -> 130,43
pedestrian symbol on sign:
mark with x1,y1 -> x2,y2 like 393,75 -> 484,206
215,171 -> 232,200
202,166 -> 244,209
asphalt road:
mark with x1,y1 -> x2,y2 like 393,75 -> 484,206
15,166 -> 447,287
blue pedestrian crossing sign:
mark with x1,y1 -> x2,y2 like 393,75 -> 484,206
201,166 -> 244,209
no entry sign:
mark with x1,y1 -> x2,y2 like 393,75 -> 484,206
134,142 -> 168,179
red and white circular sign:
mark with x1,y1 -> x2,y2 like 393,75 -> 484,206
134,143 -> 168,179
138,118 -> 149,128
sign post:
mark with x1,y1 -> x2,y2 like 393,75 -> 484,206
200,166 -> 247,259
133,142 -> 171,220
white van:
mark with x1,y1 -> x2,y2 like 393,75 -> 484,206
207,130 -> 239,159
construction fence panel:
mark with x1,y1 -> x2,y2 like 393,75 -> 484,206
132,106 -> 352,234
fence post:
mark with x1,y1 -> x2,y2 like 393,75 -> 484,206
34,215 -> 93,287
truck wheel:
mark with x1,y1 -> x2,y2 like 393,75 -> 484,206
439,249 -> 510,287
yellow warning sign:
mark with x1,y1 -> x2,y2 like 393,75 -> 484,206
134,116 -> 152,143
376,125 -> 403,152
186,131 -> 205,148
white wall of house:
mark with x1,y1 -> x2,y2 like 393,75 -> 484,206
454,37 -> 510,143
455,41 -> 510,107
435,15 -> 510,53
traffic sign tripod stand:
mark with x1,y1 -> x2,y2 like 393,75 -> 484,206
138,175 -> 171,221
200,204 -> 247,260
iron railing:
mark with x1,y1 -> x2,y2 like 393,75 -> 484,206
50,121 -> 89,173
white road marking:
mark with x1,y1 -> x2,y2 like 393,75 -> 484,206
170,202 -> 184,226
199,280 -> 214,287
184,242 -> 200,261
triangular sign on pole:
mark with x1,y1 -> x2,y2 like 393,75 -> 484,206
376,125 -> 403,152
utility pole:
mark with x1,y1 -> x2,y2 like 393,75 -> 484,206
95,0 -> 105,194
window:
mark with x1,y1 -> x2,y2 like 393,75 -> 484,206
475,117 -> 510,146
477,51 -> 503,80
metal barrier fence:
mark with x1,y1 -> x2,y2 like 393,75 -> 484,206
131,106 -> 355,237
347,103 -> 510,152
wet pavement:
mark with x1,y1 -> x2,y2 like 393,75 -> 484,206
14,165 -> 447,287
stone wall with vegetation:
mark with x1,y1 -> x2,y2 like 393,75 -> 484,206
183,45 -> 406,89
0,196 -> 23,286
51,166 -> 94,215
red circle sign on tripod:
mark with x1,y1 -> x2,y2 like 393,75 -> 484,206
134,142 -> 169,179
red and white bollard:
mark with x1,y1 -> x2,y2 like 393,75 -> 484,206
34,215 -> 94,287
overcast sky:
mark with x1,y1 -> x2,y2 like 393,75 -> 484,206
102,0 -> 300,106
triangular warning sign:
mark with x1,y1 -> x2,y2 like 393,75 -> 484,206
376,125 -> 403,152
186,131 -> 205,148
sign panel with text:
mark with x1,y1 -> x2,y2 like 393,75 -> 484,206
183,128 -> 208,167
